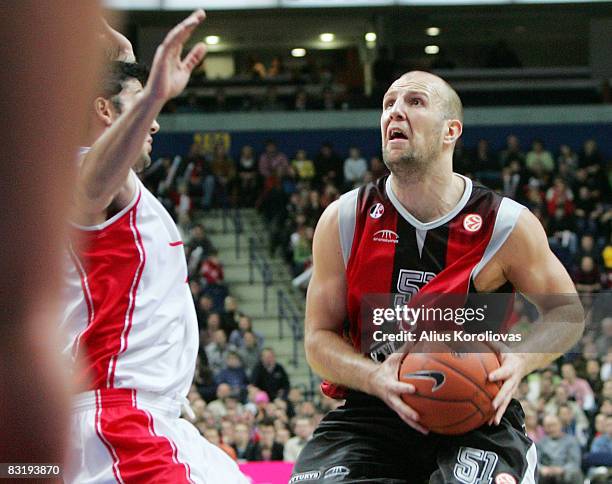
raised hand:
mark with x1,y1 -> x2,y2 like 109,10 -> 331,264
146,9 -> 208,102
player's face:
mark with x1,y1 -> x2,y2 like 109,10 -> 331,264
112,79 -> 160,172
380,73 -> 448,175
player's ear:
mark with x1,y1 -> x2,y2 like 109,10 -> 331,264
443,119 -> 462,145
93,97 -> 115,127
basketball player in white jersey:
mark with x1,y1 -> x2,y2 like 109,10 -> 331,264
61,10 -> 247,483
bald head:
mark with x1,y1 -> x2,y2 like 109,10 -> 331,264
391,71 -> 463,122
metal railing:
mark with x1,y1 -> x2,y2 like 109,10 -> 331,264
277,289 -> 304,368
221,206 -> 243,259
248,237 -> 272,312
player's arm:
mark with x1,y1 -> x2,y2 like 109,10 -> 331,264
305,201 -> 426,433
488,209 -> 584,423
76,10 -> 207,215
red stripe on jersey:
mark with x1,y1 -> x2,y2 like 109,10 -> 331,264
75,194 -> 145,389
169,241 -> 184,247
96,389 -> 191,484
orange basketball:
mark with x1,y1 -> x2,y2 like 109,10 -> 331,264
398,339 -> 501,435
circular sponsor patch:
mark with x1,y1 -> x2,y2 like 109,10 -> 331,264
370,203 -> 385,219
463,213 -> 482,232
495,473 -> 516,484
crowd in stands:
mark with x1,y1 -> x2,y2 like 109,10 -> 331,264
142,133 -> 611,480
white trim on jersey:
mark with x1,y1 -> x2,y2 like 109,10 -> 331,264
68,242 -> 95,361
337,187 -> 359,267
386,173 -> 473,231
519,443 -> 537,484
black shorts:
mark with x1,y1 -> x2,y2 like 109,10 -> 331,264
291,392 -> 536,484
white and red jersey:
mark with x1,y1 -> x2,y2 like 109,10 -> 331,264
60,171 -> 198,399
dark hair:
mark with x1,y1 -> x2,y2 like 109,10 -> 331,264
99,61 -> 149,103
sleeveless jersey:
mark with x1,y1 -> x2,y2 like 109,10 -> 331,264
322,174 -> 525,399
60,171 -> 198,399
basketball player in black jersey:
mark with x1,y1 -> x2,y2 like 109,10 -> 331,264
291,71 -> 584,483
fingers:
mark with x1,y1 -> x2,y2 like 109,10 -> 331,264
388,394 -> 428,434
182,42 -> 207,72
488,364 -> 513,382
163,9 -> 206,50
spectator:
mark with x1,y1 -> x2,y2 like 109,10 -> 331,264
221,296 -> 240,338
498,134 -> 525,167
573,256 -> 601,294
251,348 -> 290,400
526,139 -> 555,175
582,415 -> 612,480
558,404 -> 589,448
579,139 -> 604,172
291,149 -> 316,183
196,294 -> 214,330
238,331 -> 262,379
525,408 -> 545,443
283,416 -> 314,462
258,140 -> 289,180
247,419 -> 284,461
546,178 -> 574,218
343,147 -> 368,189
561,362 -> 595,412
293,89 -> 310,112
230,315 -> 264,349
187,224 -> 216,273
215,352 -> 249,401
545,385 -> 590,432
201,427 -> 237,461
200,250 -> 224,286
557,144 -> 578,172
290,225 -> 313,277
233,423 -> 256,461
537,414 -> 583,484
585,359 -> 604,395
207,383 -> 232,419
369,156 -> 389,180
205,329 -> 235,375
260,86 -> 285,111
590,414 -> 612,454
237,145 -> 258,207
314,143 -> 343,187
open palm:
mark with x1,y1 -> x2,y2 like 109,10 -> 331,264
147,10 -> 207,101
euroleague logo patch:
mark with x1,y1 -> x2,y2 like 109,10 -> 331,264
495,473 -> 517,484
463,213 -> 482,232
369,203 -> 385,219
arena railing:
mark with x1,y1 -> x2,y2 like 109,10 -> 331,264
248,236 -> 273,312
277,289 -> 304,369
221,205 -> 243,259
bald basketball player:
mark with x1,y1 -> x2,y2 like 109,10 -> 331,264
61,10 -> 247,483
292,71 -> 584,483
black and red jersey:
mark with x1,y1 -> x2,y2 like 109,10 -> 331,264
322,174 -> 525,399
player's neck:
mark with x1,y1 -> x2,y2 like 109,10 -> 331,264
389,169 -> 465,224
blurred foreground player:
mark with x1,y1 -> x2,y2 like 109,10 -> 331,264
0,0 -> 102,469
61,10 -> 247,483
293,71 -> 584,483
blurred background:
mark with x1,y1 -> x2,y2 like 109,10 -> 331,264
106,1 -> 611,482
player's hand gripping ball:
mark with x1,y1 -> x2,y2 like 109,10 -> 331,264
398,339 -> 501,435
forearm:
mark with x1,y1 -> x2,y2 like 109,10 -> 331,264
513,301 -> 584,374
78,90 -> 165,210
305,328 -> 379,395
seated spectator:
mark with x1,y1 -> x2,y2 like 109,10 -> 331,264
291,149 -> 316,183
545,385 -> 590,432
215,352 -> 249,401
205,329 -> 235,375
585,359 -> 604,395
561,362 -> 595,412
526,139 -> 554,176
525,408 -> 545,443
238,331 -> 262,379
343,147 -> 368,189
537,414 -> 583,484
573,256 -> 601,294
369,155 -> 389,180
200,250 -> 224,286
290,225 -> 313,277
233,422 -> 256,461
558,404 -> 589,448
546,178 -> 574,218
196,294 -> 214,330
579,139 -> 604,173
230,315 -> 264,349
314,143 -> 343,187
258,140 -> 289,181
498,134 -> 525,167
221,296 -> 240,338
293,89 -> 311,112
582,415 -> 612,478
208,383 -> 233,419
557,144 -> 578,172
247,419 -> 284,461
251,348 -> 290,400
201,426 -> 238,461
187,224 -> 216,273
283,416 -> 313,462
320,87 -> 337,111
